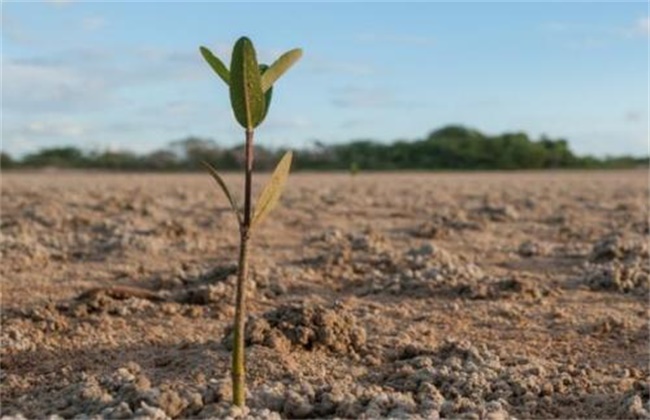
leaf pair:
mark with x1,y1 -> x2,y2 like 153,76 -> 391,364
203,151 -> 293,231
200,38 -> 302,130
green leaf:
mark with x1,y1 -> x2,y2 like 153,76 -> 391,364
199,46 -> 230,85
202,160 -> 243,227
229,37 -> 266,129
258,64 -> 273,125
252,151 -> 293,228
261,48 -> 302,93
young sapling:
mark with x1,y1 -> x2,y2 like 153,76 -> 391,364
199,37 -> 302,408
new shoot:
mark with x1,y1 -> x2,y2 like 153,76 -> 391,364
198,37 -> 302,408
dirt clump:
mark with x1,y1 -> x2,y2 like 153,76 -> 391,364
225,302 -> 366,355
580,233 -> 649,296
589,233 -> 648,263
517,240 -> 548,257
409,210 -> 483,239
473,200 -> 519,222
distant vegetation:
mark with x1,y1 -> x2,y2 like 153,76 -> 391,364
2,125 -> 647,171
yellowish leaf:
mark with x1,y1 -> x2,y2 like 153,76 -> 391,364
252,151 -> 293,228
261,49 -> 302,93
202,161 -> 243,227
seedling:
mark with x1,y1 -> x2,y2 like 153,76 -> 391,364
199,37 -> 302,408
350,161 -> 360,176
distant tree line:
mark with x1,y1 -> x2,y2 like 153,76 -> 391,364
2,125 -> 647,171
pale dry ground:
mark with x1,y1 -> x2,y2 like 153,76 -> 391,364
1,170 -> 648,419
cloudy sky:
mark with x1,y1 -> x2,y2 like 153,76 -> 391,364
2,1 -> 648,157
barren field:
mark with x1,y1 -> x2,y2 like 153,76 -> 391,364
1,170 -> 648,419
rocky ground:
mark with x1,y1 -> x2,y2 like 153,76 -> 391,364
1,170 -> 648,419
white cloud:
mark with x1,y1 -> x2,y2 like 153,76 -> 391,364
565,37 -> 609,50
264,116 -> 313,131
1,12 -> 32,44
625,110 -> 647,123
541,22 -> 595,33
136,101 -> 203,119
331,86 -> 397,108
4,46 -> 206,115
542,16 -> 650,43
632,17 -> 649,37
5,61 -> 102,112
339,119 -> 369,129
3,59 -> 113,113
128,47 -> 205,81
23,121 -> 86,137
3,120 -> 87,155
82,16 -> 106,31
2,40 -> 311,156
44,0 -> 74,6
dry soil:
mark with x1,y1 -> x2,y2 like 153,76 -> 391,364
1,170 -> 648,419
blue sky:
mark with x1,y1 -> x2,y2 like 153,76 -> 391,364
2,1 -> 648,157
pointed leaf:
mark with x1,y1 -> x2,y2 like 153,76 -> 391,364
258,64 -> 273,124
199,46 -> 230,85
261,48 -> 302,93
229,37 -> 266,129
252,151 -> 293,228
202,161 -> 243,227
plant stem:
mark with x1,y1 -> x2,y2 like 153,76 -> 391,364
232,128 -> 254,407
232,232 -> 249,407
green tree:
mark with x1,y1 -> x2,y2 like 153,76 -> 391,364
93,150 -> 141,170
143,149 -> 180,170
1,152 -> 14,169
170,137 -> 222,169
23,147 -> 86,168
